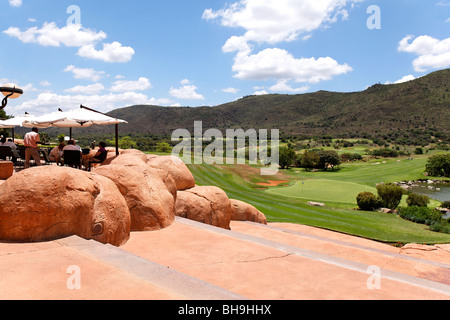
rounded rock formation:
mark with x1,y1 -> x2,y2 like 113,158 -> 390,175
146,155 -> 195,191
93,151 -> 176,232
0,166 -> 131,246
230,199 -> 267,225
176,186 -> 231,230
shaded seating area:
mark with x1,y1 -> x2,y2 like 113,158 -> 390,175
0,146 -> 24,168
63,150 -> 82,169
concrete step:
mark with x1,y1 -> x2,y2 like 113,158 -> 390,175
1,217 -> 449,300
0,234 -> 245,300
122,217 -> 450,300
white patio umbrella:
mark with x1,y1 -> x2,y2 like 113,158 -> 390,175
25,108 -> 127,128
0,113 -> 38,142
25,106 -> 127,155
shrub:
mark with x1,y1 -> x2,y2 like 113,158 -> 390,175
426,154 -> 450,177
370,148 -> 399,158
406,193 -> 430,207
441,201 -> 450,209
357,192 -> 381,211
398,206 -> 443,225
376,183 -> 404,210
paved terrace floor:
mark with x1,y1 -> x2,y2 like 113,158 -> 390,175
0,217 -> 449,300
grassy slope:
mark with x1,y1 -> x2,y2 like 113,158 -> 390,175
187,159 -> 450,244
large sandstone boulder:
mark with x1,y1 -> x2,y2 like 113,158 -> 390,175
146,155 -> 195,190
0,161 -> 14,180
176,186 -> 231,230
0,166 -> 131,246
93,152 -> 175,232
230,199 -> 267,225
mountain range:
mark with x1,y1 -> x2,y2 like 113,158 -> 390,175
107,69 -> 449,142
22,69 -> 450,144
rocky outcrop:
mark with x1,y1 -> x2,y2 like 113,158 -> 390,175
94,164 -> 175,232
176,186 -> 232,230
0,166 -> 131,246
0,149 -> 268,246
230,199 -> 267,225
146,155 -> 196,190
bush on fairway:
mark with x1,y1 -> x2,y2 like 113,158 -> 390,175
357,192 -> 381,211
406,193 -> 430,207
376,183 -> 404,210
398,206 -> 450,234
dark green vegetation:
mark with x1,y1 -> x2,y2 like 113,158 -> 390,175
87,68 -> 449,147
426,154 -> 450,178
398,206 -> 450,234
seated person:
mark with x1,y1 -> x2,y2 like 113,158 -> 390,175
49,142 -> 65,165
85,142 -> 108,171
1,138 -> 17,150
63,140 -> 82,152
0,137 -> 18,161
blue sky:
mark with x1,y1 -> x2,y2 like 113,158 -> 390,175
1,0 -> 449,116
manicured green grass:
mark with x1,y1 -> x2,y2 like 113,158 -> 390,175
187,161 -> 450,244
267,179 -> 377,206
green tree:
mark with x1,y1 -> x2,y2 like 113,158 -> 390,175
300,150 -> 319,171
156,142 -> 172,153
57,134 -> 66,143
39,132 -> 51,145
376,183 -> 404,210
426,154 -> 450,177
279,146 -> 296,169
317,150 -> 341,171
118,136 -> 138,150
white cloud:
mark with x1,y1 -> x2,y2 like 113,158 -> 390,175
170,80 -> 205,100
3,23 -> 106,47
394,75 -> 416,84
13,92 -> 176,116
398,35 -> 450,72
110,77 -> 152,92
437,1 -> 450,6
222,87 -> 240,94
65,83 -> 105,95
205,0 -> 356,87
3,22 -> 134,63
203,0 -> 361,45
9,0 -> 22,7
77,42 -> 135,63
269,80 -> 310,93
39,80 -> 51,87
231,48 -> 352,83
64,65 -> 106,82
254,90 -> 269,95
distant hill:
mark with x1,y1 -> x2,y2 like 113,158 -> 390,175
106,69 -> 449,143
31,69 -> 450,144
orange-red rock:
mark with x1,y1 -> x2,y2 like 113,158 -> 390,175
176,186 -> 231,230
146,155 -> 195,191
230,199 -> 267,225
94,159 -> 175,232
0,161 -> 14,180
0,166 -> 130,246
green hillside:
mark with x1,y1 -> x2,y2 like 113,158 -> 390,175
104,68 -> 450,144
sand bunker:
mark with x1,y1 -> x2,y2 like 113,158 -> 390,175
257,180 -> 290,187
